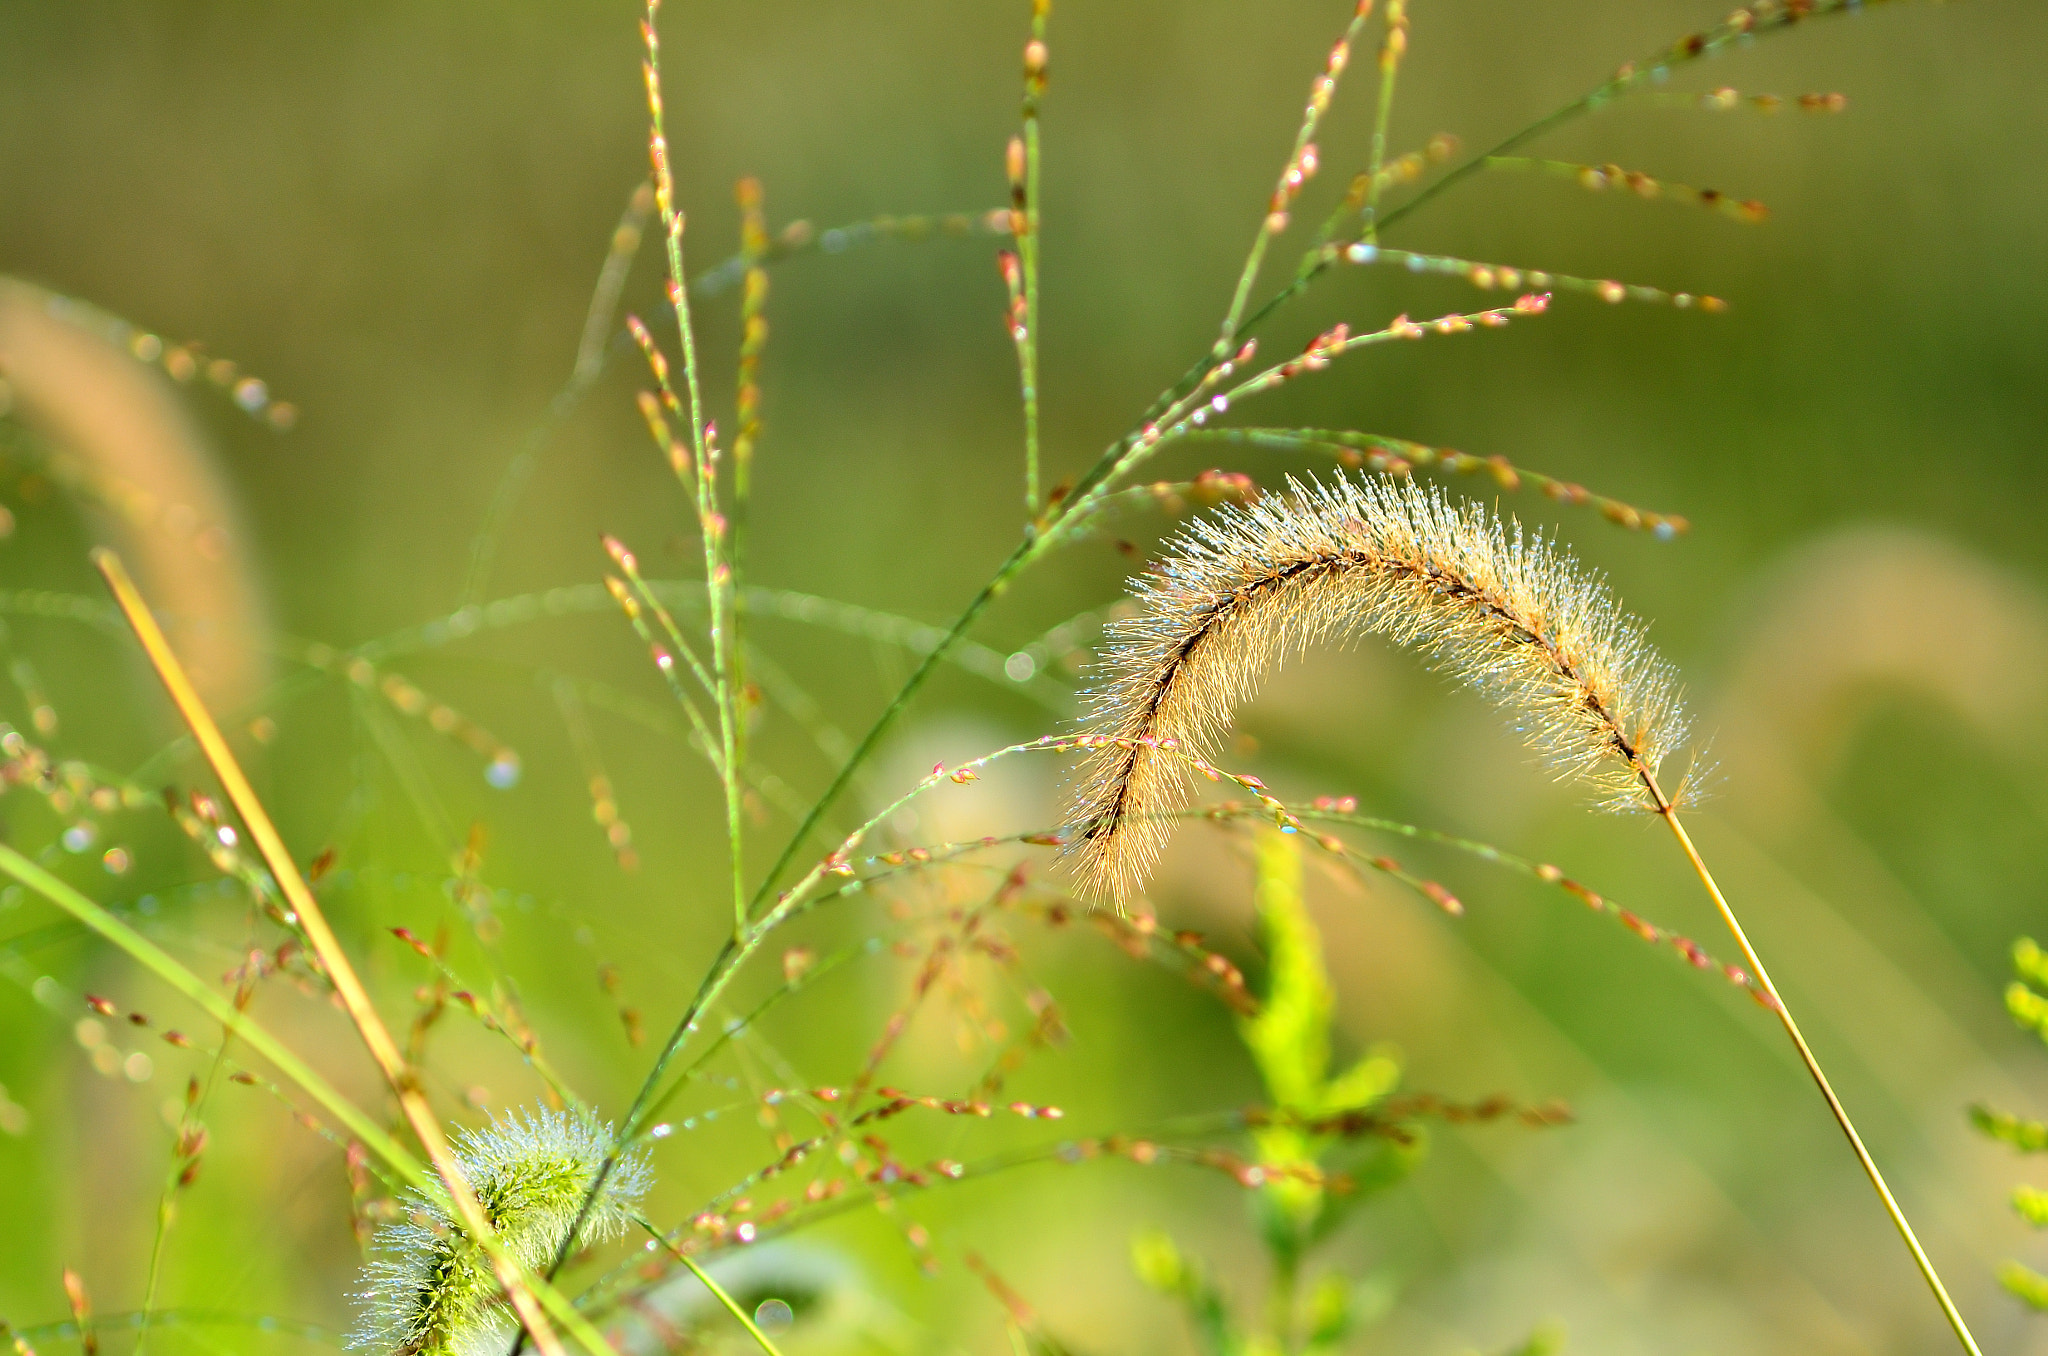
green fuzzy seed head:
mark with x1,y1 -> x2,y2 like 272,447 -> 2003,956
352,1108 -> 652,1356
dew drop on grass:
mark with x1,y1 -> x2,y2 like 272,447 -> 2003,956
754,1299 -> 794,1331
486,753 -> 522,789
61,822 -> 96,853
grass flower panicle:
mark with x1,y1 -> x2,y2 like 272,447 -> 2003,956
353,1110 -> 651,1356
1067,473 -> 1689,900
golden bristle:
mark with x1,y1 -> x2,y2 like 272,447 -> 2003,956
1066,474 -> 1690,902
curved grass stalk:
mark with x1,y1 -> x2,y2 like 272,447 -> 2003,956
688,208 -> 1012,300
1234,801 -> 1761,997
540,728 -> 1096,1324
633,1218 -> 789,1356
1178,426 -> 1688,536
1184,0 -> 1925,448
0,845 -> 424,1221
604,1092 -> 1548,1309
1336,240 -> 1725,311
1484,155 -> 1769,223
1068,473 -> 1979,1352
347,580 -> 1060,706
1637,87 -> 1849,114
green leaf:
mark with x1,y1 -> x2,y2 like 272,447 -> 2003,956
1131,1231 -> 1185,1292
2015,1185 -> 2048,1228
1240,829 -> 1330,1112
1999,1260 -> 2048,1310
2016,937 -> 2048,992
1303,1272 -> 1398,1356
2007,981 -> 2048,1044
1305,1274 -> 1351,1348
1130,1232 -> 1237,1356
1974,1103 -> 2048,1153
1321,1051 -> 1401,1114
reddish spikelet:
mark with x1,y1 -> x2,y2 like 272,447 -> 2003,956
60,1272 -> 92,1356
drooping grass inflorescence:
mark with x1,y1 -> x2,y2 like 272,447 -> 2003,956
1066,467 -> 1982,1351
1065,473 -> 1690,901
354,1111 -> 651,1356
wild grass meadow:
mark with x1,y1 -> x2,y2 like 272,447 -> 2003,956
2,1 -> 2047,1353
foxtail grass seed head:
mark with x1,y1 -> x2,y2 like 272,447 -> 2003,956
1066,475 -> 1690,900
352,1109 -> 650,1356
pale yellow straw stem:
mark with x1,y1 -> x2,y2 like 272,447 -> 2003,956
94,548 -> 594,1356
1644,771 -> 1981,1356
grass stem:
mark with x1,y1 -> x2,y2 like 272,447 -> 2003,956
1649,787 -> 1981,1356
92,549 -> 606,1356
644,0 -> 746,938
634,1217 -> 787,1356
1017,2 -> 1048,513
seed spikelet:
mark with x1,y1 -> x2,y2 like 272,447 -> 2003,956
352,1108 -> 651,1356
1067,473 -> 1690,901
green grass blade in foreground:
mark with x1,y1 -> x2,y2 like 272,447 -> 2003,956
0,845 -> 621,1356
0,842 -> 421,1179
3,1309 -> 342,1348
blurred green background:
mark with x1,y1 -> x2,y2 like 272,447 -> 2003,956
2,0 -> 2047,1352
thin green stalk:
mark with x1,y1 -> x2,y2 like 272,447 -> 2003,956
553,736 -> 1086,1306
745,533 -> 1037,913
1280,0 -> 1900,317
1018,1 -> 1048,513
633,938 -> 876,1131
605,552 -> 726,762
136,1033 -> 235,1356
462,203 -> 1004,615
528,928 -> 744,1340
1177,426 -> 1683,534
633,1217 -> 787,1356
730,177 -> 770,774
462,179 -> 653,608
0,844 -> 421,1188
1358,0 -> 1408,242
644,0 -> 745,938
2,1310 -> 339,1348
1214,4 -> 1373,357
